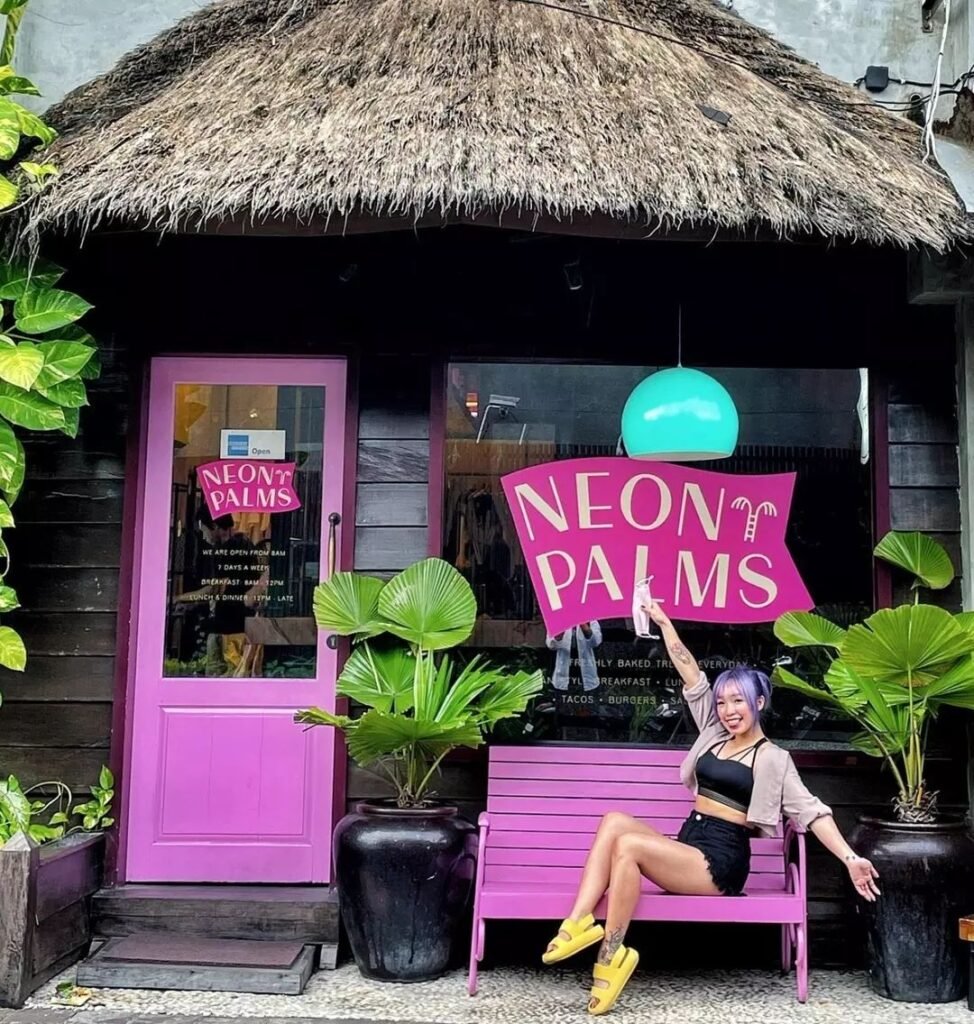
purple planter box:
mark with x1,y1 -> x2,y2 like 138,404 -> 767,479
0,831 -> 104,1008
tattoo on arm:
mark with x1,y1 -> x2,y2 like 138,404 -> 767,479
670,642 -> 693,666
598,927 -> 625,965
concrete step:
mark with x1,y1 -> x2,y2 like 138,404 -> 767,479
77,935 -> 325,995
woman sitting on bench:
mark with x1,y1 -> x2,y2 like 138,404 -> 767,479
542,601 -> 880,1016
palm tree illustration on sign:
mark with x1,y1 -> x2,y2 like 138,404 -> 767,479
731,497 -> 778,542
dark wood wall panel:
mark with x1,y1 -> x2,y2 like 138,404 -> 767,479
356,440 -> 429,484
886,368 -> 962,611
16,569 -> 120,613
888,444 -> 959,488
2,657 -> 115,704
353,358 -> 431,575
0,338 -> 128,794
355,483 -> 428,527
887,403 -> 957,443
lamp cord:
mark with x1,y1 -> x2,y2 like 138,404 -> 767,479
677,306 -> 683,368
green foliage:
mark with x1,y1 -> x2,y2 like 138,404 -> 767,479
773,530 -> 974,823
0,2 -> 99,709
296,558 -> 543,806
0,766 -> 114,845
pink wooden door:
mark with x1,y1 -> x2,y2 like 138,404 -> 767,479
125,357 -> 347,883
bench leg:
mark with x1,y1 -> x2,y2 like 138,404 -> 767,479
780,924 -> 793,974
794,923 -> 808,1004
468,918 -> 482,996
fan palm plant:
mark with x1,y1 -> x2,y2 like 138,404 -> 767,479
773,531 -> 974,823
295,557 -> 543,807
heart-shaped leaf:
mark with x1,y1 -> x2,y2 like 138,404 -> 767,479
0,172 -> 18,210
0,417 -> 21,490
0,258 -> 63,300
15,288 -> 92,335
0,341 -> 43,389
36,377 -> 87,408
0,624 -> 26,671
35,341 -> 94,385
0,382 -> 65,430
3,432 -> 24,505
0,584 -> 19,612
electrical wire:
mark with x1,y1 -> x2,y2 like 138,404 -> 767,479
924,0 -> 951,161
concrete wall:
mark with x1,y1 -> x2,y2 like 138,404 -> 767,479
12,0 -> 974,114
17,0 -> 203,108
734,0 -> 973,117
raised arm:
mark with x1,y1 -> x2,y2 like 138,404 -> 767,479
647,602 -> 700,690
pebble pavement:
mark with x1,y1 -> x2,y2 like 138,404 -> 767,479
3,964 -> 968,1024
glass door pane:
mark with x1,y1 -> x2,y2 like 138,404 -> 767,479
164,382 -> 324,678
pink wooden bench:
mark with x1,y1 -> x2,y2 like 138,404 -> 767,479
468,745 -> 809,1001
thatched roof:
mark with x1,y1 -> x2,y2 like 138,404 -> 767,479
25,0 -> 970,247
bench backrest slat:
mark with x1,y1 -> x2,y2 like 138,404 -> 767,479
485,746 -> 784,886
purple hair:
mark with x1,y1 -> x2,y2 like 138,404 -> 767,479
712,665 -> 772,723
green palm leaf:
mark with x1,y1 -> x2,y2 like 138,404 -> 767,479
874,531 -> 955,590
336,644 -> 416,713
771,665 -> 841,707
411,651 -> 455,721
313,572 -> 385,636
293,706 -> 354,730
345,710 -> 482,765
842,605 -> 974,687
378,557 -> 476,650
919,654 -> 974,710
432,657 -> 494,722
774,612 -> 846,651
473,669 -> 545,725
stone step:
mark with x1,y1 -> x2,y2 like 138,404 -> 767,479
77,935 -> 324,995
92,885 -> 340,944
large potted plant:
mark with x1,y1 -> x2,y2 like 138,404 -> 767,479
296,557 -> 543,982
773,530 -> 974,1003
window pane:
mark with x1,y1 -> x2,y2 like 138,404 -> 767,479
164,383 -> 324,678
445,363 -> 872,746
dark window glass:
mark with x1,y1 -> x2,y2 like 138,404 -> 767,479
164,383 -> 324,678
444,364 -> 873,747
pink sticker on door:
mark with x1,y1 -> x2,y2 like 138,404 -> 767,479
198,459 -> 302,517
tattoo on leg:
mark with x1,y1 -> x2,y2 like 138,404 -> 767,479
671,642 -> 693,666
598,927 -> 625,965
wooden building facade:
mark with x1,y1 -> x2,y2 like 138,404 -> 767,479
0,227 -> 967,966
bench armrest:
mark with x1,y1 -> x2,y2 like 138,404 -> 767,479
472,813 -> 490,906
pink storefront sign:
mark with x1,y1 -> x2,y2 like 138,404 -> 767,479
198,459 -> 302,517
501,457 -> 812,634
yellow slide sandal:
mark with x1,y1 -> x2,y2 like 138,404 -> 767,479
588,944 -> 639,1016
542,914 -> 605,964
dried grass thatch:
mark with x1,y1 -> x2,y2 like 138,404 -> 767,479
25,0 -> 970,247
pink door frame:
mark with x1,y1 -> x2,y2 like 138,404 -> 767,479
114,355 -> 351,884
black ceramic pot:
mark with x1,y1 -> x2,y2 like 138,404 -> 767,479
850,815 -> 974,1002
334,802 -> 477,982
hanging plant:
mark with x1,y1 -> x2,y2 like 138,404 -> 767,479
0,0 -> 99,701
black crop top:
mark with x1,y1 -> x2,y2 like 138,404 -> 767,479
695,739 -> 768,813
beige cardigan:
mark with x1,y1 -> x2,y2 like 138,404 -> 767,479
679,673 -> 833,838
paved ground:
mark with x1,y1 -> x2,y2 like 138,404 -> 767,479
3,965 -> 970,1024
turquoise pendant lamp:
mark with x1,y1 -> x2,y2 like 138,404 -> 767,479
621,311 -> 739,461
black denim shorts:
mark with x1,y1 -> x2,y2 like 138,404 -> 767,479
677,811 -> 752,895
